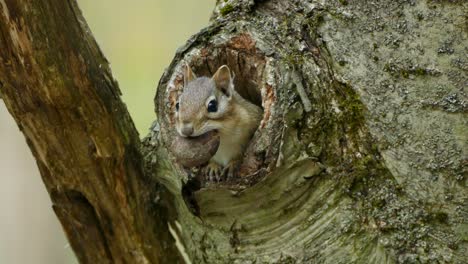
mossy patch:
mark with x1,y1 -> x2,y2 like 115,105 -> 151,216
338,0 -> 348,5
220,4 -> 234,16
384,62 -> 431,78
333,80 -> 366,135
427,211 -> 449,224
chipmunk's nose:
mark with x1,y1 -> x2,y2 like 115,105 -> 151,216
181,123 -> 194,137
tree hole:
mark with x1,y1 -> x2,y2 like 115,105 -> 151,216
162,33 -> 279,189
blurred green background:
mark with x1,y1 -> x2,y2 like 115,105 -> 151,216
0,1 -> 213,263
80,0 -> 214,134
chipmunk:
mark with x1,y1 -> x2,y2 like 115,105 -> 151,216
175,64 -> 263,181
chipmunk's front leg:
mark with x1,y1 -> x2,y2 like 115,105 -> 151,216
204,161 -> 223,182
222,159 -> 240,180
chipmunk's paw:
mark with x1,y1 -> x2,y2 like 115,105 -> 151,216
204,161 -> 223,182
222,160 -> 240,180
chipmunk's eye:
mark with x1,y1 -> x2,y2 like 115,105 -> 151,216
176,102 -> 179,111
207,99 -> 217,112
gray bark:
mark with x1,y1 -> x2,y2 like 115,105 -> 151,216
151,0 -> 467,263
1,0 -> 467,263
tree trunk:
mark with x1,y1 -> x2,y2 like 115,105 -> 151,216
0,1 -> 181,263
1,0 -> 466,263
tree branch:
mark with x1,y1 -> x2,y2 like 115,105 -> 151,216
0,1 -> 181,263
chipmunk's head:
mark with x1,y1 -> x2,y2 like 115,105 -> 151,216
175,65 -> 235,138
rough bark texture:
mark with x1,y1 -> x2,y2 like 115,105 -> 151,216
1,0 -> 467,264
151,0 -> 467,263
0,1 -> 182,263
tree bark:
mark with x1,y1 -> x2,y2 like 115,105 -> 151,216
0,1 -> 182,263
1,0 -> 467,264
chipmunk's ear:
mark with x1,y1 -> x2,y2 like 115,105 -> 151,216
212,65 -> 233,96
184,64 -> 196,86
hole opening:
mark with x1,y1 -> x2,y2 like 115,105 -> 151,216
164,33 -> 279,188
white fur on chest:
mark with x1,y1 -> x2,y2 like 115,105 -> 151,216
211,127 -> 248,166
209,93 -> 261,167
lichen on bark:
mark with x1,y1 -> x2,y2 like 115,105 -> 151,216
147,0 -> 467,263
